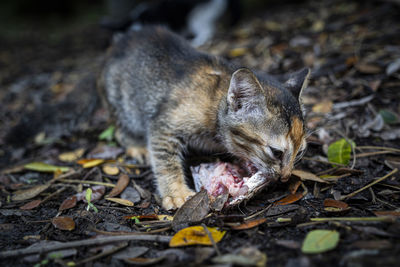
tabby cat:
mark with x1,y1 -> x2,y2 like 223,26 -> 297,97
99,26 -> 309,210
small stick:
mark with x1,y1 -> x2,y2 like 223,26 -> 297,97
340,168 -> 398,200
0,234 -> 171,258
356,146 -> 400,153
245,204 -> 272,221
58,179 -> 115,188
310,217 -> 394,222
75,241 -> 128,265
302,157 -> 346,167
201,223 -> 221,256
354,151 -> 395,158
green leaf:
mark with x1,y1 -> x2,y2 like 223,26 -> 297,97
379,109 -> 399,124
99,125 -> 115,141
85,188 -> 93,203
327,138 -> 355,166
301,229 -> 340,254
24,162 -> 69,173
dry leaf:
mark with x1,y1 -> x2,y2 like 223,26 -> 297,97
169,226 -> 226,247
124,257 -> 164,265
106,197 -> 134,206
373,211 -> 400,217
51,216 -> 75,231
275,192 -> 303,206
292,169 -> 329,183
24,162 -> 69,173
20,199 -> 42,210
78,159 -> 105,168
58,148 -> 85,162
12,183 -> 51,201
106,174 -> 130,198
323,198 -> 349,209
231,218 -> 267,230
59,196 -> 77,211
102,164 -> 120,175
172,189 -> 210,231
312,100 -> 333,113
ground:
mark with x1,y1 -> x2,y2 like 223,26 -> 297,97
1,0 -> 400,266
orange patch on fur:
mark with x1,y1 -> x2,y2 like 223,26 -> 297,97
288,116 -> 304,161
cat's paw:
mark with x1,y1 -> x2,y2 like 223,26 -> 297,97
126,146 -> 149,164
162,190 -> 196,210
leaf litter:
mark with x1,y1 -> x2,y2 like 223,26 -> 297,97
1,0 -> 400,266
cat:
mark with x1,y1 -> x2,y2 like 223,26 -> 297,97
98,26 -> 309,210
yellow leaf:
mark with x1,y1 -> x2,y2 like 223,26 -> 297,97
58,148 -> 85,162
228,47 -> 247,58
79,159 -> 105,168
158,215 -> 174,221
169,226 -> 226,247
102,164 -> 120,175
105,197 -> 134,206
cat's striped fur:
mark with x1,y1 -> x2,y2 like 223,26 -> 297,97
99,26 -> 309,210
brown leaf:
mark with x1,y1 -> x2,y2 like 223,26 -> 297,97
231,218 -> 267,230
12,183 -> 51,201
356,63 -> 382,74
102,164 -> 120,175
20,199 -> 42,210
323,198 -> 349,209
51,216 -> 75,231
105,197 -> 134,206
124,257 -> 164,265
275,192 -> 303,206
172,189 -> 210,231
59,196 -> 77,211
106,174 -> 130,198
292,169 -> 329,183
373,211 -> 400,217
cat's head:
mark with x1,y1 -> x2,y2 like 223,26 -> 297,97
218,68 -> 309,182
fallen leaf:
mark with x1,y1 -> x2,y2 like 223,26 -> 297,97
106,174 -> 130,198
327,138 -> 355,166
112,246 -> 149,260
78,159 -> 105,168
12,183 -> 51,201
99,125 -> 115,141
51,216 -> 75,231
121,187 -> 141,204
169,226 -> 226,247
102,164 -> 120,175
292,169 -> 329,183
24,162 -> 69,173
172,189 -> 210,231
386,58 -> 400,76
373,211 -> 400,217
213,247 -> 267,267
59,196 -> 77,211
87,145 -> 123,159
231,218 -> 267,230
379,109 -> 399,125
301,230 -> 340,254
228,47 -> 247,57
58,148 -> 85,162
124,257 -> 164,265
106,197 -> 134,206
356,63 -> 382,74
351,240 -> 392,250
323,198 -> 349,209
275,192 -> 303,206
20,199 -> 42,210
312,100 -> 333,113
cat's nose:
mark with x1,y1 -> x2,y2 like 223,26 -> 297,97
270,147 -> 284,162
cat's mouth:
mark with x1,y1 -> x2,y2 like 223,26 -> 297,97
190,161 -> 276,207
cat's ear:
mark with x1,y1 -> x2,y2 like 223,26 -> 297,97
227,68 -> 263,112
284,68 -> 310,101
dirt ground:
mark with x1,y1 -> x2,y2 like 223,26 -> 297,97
1,0 -> 400,266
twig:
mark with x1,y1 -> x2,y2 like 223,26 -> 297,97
0,234 -> 171,258
245,204 -> 272,221
75,241 -> 128,265
340,168 -> 398,200
58,179 -> 115,187
369,188 -> 376,204
310,217 -> 394,222
356,146 -> 400,153
201,223 -> 221,256
355,151 -> 396,158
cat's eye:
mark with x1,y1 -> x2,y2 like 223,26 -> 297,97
270,147 -> 284,161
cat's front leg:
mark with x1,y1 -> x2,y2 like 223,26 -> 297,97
149,129 -> 195,210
